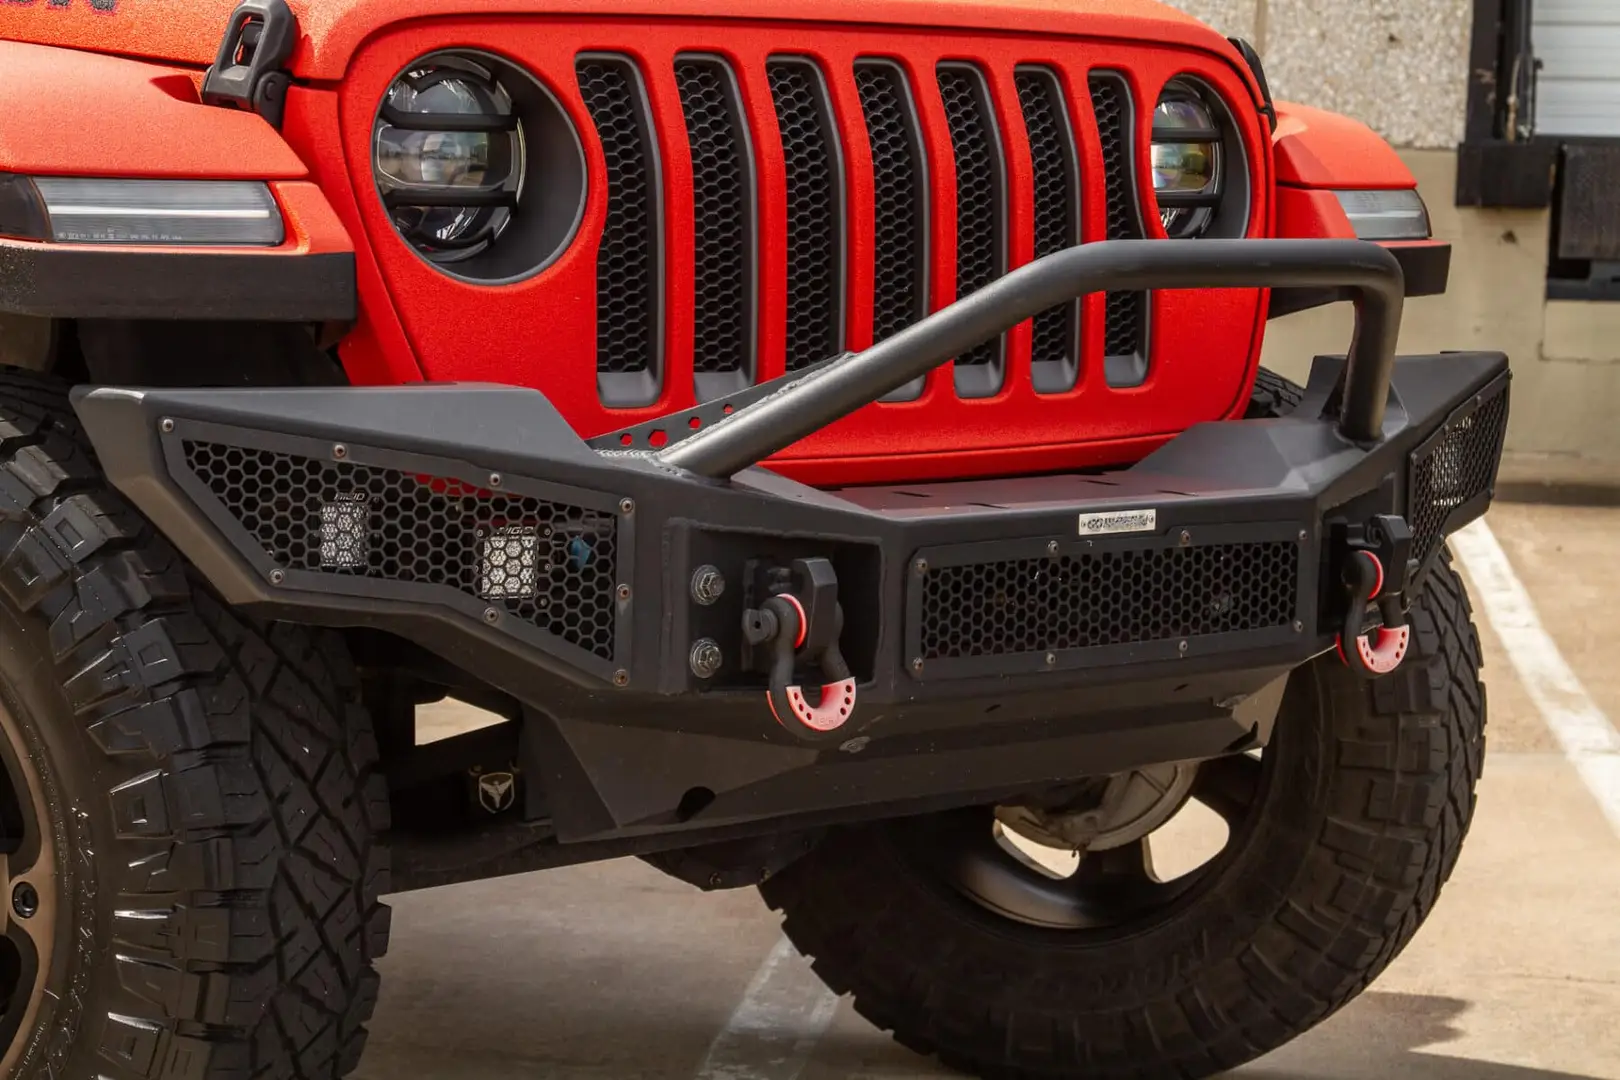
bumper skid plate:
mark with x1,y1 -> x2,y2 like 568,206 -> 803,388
70,240 -> 1511,841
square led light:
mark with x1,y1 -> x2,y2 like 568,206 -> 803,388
479,525 -> 541,600
320,493 -> 370,569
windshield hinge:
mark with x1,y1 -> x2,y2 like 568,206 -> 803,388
201,0 -> 298,130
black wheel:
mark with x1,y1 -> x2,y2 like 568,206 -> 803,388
0,370 -> 390,1078
1245,366 -> 1305,418
761,556 -> 1485,1079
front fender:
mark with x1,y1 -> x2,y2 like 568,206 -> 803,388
0,40 -> 354,322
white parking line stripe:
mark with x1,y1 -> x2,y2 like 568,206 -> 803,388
1451,518 -> 1620,835
695,936 -> 840,1080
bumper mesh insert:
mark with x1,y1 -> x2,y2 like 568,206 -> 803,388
184,443 -> 619,661
921,541 -> 1298,662
1408,388 -> 1510,566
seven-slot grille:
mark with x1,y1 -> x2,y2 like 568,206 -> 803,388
577,56 -> 1158,404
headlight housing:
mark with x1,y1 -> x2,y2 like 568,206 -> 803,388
1151,84 -> 1221,238
374,55 -> 525,263
371,50 -> 588,284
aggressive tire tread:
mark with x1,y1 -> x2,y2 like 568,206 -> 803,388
0,369 -> 388,1080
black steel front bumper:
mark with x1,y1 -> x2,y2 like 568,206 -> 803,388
71,240 -> 1511,841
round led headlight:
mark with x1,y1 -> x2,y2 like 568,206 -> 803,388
374,56 -> 525,263
1151,86 -> 1221,238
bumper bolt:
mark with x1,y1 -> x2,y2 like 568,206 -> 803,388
1294,620 -> 1305,633
691,565 -> 726,606
11,882 -> 37,920
332,444 -> 348,460
914,558 -> 928,575
1046,540 -> 1059,555
483,607 -> 501,625
689,638 -> 724,679
489,473 -> 502,488
617,584 -> 632,602
159,418 -> 175,434
1045,652 -> 1057,667
1179,530 -> 1192,547
1298,529 -> 1309,543
619,498 -> 635,516
1178,639 -> 1189,655
911,657 -> 924,674
268,569 -> 285,586
613,669 -> 629,687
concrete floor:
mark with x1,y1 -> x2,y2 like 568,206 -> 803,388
355,501 -> 1620,1080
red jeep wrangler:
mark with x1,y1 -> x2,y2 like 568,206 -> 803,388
0,0 -> 1505,1077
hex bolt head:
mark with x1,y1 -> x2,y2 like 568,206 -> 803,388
159,418 -> 175,434
619,498 -> 635,516
612,669 -> 630,687
483,607 -> 501,625
268,568 -> 285,586
332,444 -> 348,460
12,882 -> 38,920
689,638 -> 724,679
691,565 -> 726,606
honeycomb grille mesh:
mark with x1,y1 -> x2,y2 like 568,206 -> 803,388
1089,75 -> 1147,360
937,66 -> 1004,371
856,63 -> 927,344
1409,389 -> 1510,566
769,60 -> 844,371
578,58 -> 660,377
920,542 -> 1298,661
676,59 -> 753,376
184,443 -> 620,661
1016,68 -> 1079,380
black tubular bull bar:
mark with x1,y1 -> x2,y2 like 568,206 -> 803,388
69,239 -> 1511,844
661,239 -> 1405,476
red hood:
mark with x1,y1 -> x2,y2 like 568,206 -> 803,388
4,0 -> 1233,80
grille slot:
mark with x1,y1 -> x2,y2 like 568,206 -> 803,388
676,57 -> 757,396
1408,386 -> 1510,567
1016,67 -> 1082,394
577,57 -> 663,404
1089,74 -> 1150,386
855,60 -> 930,401
769,59 -> 847,372
937,64 -> 1007,398
184,443 -> 620,662
920,541 -> 1298,663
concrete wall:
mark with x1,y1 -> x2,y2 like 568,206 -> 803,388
1166,0 -> 1620,487
1169,0 -> 1474,149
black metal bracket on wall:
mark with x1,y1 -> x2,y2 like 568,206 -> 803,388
1456,0 -> 1556,208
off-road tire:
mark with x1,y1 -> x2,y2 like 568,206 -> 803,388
761,389 -> 1487,1077
1245,366 -> 1306,418
0,370 -> 390,1078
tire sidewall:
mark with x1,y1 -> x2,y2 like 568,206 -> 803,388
0,579 -> 124,1077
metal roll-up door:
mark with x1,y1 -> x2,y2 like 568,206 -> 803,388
1534,0 -> 1620,137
